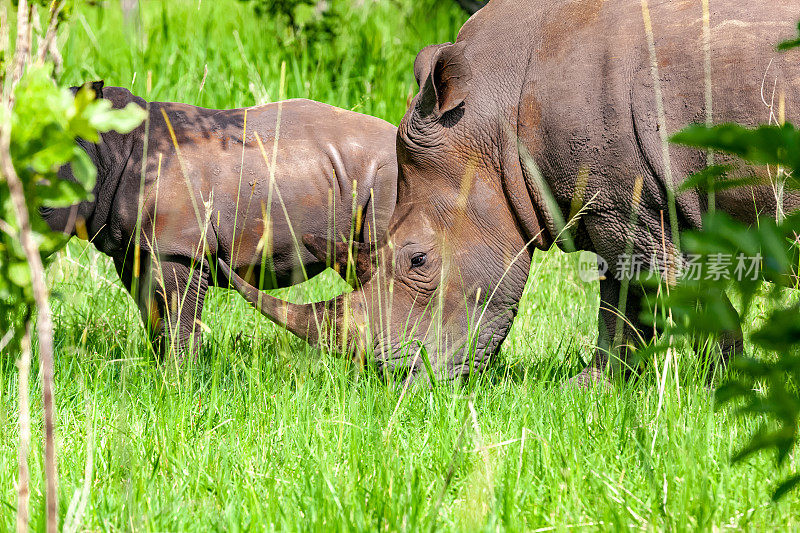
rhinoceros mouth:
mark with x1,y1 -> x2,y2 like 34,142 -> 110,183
366,327 -> 495,381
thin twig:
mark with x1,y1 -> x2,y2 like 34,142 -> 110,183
1,129 -> 60,533
7,0 -> 32,105
0,7 -> 8,74
701,0 -> 714,211
16,320 -> 32,533
2,3 -> 59,529
35,0 -> 65,72
640,0 -> 679,251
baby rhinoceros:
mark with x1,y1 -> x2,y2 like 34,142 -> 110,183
43,82 -> 398,355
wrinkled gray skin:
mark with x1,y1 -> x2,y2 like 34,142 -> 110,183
43,84 -> 397,355
225,0 -> 800,384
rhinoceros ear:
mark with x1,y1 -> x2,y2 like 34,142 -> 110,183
90,80 -> 105,99
414,43 -> 448,88
430,42 -> 471,116
69,80 -> 105,99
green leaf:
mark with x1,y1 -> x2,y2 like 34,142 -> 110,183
67,85 -> 102,142
715,381 -> 753,407
730,356 -> 773,379
292,3 -> 317,27
88,101 -> 147,134
679,165 -> 732,193
68,146 -> 98,191
671,123 -> 800,172
30,139 -> 75,173
417,341 -> 437,386
772,475 -> 800,501
758,220 -> 793,278
7,261 -> 30,287
731,428 -> 788,464
777,22 -> 800,51
73,84 -> 97,113
37,231 -> 72,258
38,179 -> 90,208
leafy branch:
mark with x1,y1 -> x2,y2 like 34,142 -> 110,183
0,2 -> 145,531
661,27 -> 800,500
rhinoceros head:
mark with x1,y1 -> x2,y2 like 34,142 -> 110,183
39,81 -> 107,236
350,41 -> 536,377
241,38 -> 544,379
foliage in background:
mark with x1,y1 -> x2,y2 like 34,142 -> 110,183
65,0 -> 466,124
453,0 -> 487,15
237,0 -> 483,34
659,23 -> 800,501
2,64 -> 145,345
236,0 -> 339,41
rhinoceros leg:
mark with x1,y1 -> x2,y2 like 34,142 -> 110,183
568,265 -> 643,387
570,261 -> 744,388
115,254 -> 209,358
149,257 -> 209,357
691,292 -> 744,372
581,273 -> 654,386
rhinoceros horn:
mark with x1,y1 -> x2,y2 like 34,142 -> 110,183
217,258 -> 344,346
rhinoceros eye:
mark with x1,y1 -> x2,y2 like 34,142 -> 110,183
410,252 -> 427,269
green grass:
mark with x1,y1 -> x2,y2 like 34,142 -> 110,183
58,0 -> 464,123
2,0 -> 800,530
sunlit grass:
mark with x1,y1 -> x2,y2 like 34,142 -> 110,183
2,240 -> 799,530
1,0 -> 800,530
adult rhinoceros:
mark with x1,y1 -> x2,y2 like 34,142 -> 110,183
44,84 -> 397,355
221,0 -> 800,385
